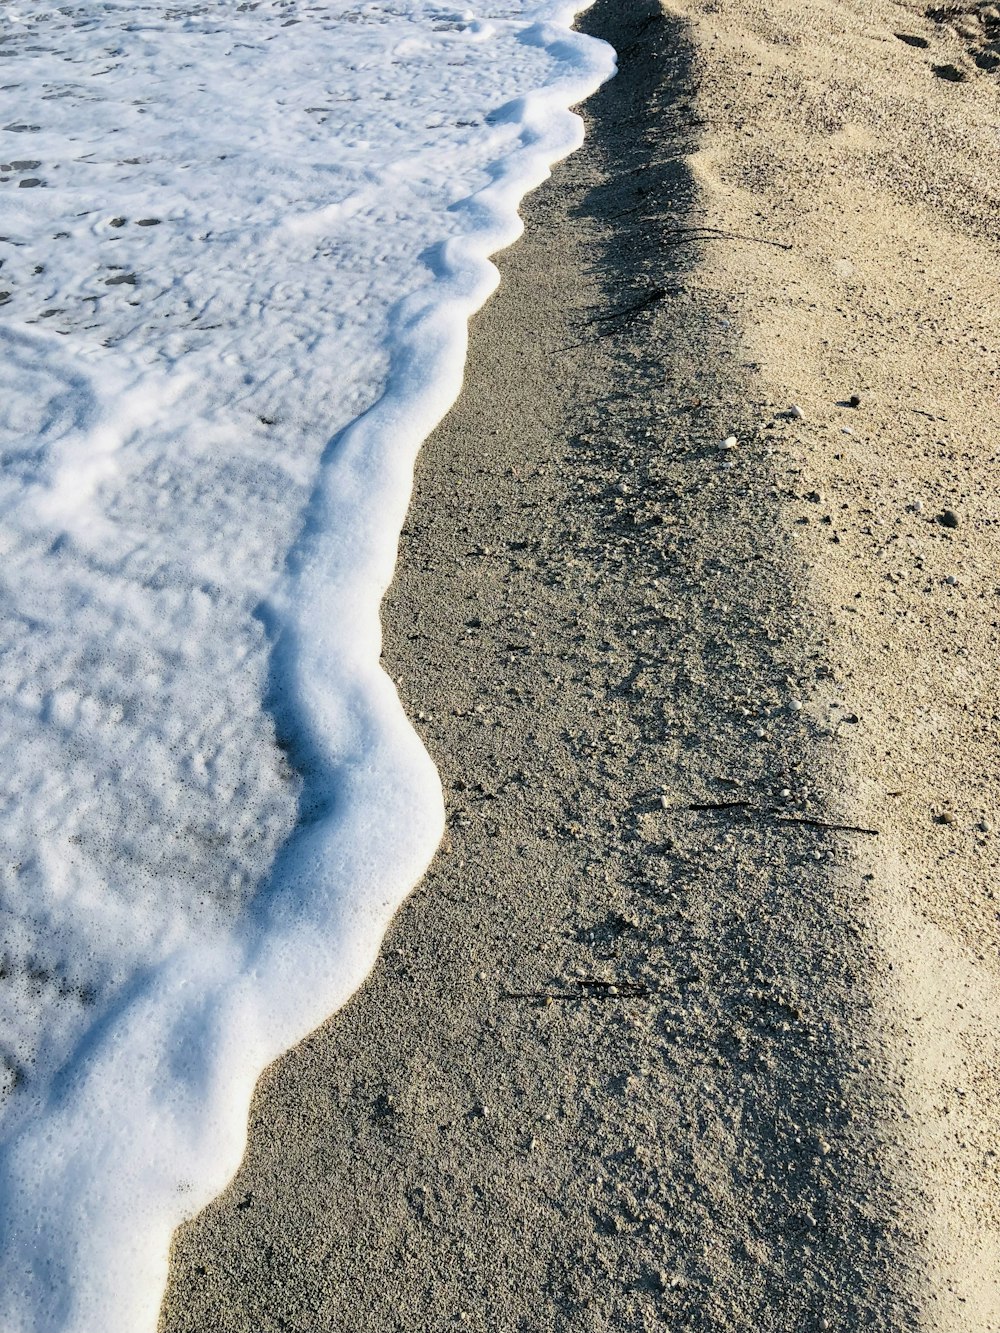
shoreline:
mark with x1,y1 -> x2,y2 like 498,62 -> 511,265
162,0 -> 1000,1327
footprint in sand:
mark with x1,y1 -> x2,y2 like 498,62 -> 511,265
932,60 -> 970,79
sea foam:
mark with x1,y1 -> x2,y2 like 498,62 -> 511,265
0,0 -> 615,1329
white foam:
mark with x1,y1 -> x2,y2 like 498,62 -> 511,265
0,0 -> 615,1329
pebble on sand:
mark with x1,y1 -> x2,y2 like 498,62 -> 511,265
938,509 -> 960,529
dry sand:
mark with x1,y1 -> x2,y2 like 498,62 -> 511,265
161,0 -> 1000,1328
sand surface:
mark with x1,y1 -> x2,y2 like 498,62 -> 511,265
161,0 -> 1000,1327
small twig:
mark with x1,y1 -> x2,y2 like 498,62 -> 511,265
558,282 -> 674,352
608,198 -> 650,220
661,226 -> 793,252
584,286 -> 670,327
662,223 -> 728,236
688,799 -> 750,812
500,988 -> 651,1003
689,802 -> 879,835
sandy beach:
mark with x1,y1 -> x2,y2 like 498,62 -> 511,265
161,0 -> 999,1328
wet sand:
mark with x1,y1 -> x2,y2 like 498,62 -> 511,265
161,0 -> 1000,1328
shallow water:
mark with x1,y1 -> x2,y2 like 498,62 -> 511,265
0,1 -> 614,1328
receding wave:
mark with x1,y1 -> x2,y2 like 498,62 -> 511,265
0,3 -> 615,1328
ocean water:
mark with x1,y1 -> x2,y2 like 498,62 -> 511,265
0,0 -> 614,1328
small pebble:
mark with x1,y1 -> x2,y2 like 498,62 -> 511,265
910,499 -> 924,514
938,811 -> 956,825
720,435 -> 738,451
938,509 -> 960,529
847,393 -> 862,408
945,575 -> 958,586
789,699 -> 803,712
788,404 -> 804,420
